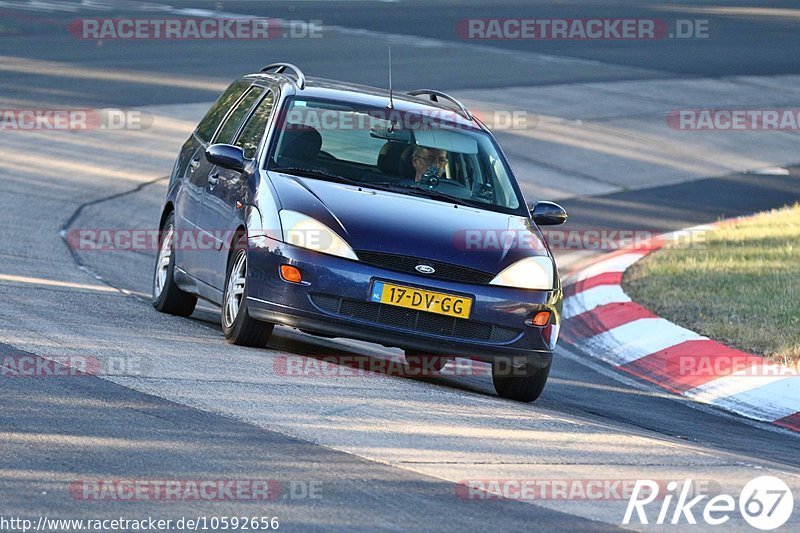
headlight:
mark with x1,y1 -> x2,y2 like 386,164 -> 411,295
490,257 -> 554,290
279,210 -> 358,261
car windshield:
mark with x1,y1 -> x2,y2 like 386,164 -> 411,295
267,97 -> 525,214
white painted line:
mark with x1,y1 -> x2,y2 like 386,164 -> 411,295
660,225 -> 715,242
565,214 -> 800,432
753,167 -> 790,175
563,284 -> 630,319
554,250 -> 597,273
686,373 -> 788,403
583,318 -> 706,366
0,273 -> 119,293
557,343 -> 800,437
689,377 -> 800,422
566,252 -> 646,285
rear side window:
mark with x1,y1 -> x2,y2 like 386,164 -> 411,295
235,91 -> 275,159
195,80 -> 250,143
214,87 -> 266,144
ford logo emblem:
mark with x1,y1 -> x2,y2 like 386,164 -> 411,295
415,264 -> 436,274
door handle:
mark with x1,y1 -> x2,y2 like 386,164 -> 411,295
208,173 -> 220,187
189,158 -> 200,172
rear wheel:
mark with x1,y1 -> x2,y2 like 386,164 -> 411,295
404,351 -> 451,373
221,236 -> 274,347
492,358 -> 551,402
152,212 -> 197,317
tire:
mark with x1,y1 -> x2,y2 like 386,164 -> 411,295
152,212 -> 197,317
492,358 -> 551,402
221,235 -> 274,347
404,351 -> 451,373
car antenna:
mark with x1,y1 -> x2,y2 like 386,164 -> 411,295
387,45 -> 394,110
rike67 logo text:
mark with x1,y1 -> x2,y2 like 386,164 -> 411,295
624,476 -> 794,530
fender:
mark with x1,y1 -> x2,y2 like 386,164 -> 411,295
244,170 -> 282,241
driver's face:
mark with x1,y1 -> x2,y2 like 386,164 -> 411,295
412,149 -> 448,176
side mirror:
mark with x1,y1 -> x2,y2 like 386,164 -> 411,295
205,144 -> 247,172
530,201 -> 568,226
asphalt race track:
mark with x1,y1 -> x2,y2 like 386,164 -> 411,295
1,1 -> 800,531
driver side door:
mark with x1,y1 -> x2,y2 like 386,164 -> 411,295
195,86 -> 274,289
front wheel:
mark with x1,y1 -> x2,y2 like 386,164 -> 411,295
152,212 -> 197,317
221,238 -> 273,347
492,358 -> 551,402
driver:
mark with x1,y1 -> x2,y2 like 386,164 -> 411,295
411,146 -> 448,183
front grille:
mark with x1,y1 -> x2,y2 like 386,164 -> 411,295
310,294 -> 341,313
310,294 -> 520,343
355,251 -> 494,285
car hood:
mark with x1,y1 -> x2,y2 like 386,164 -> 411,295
268,172 -> 552,276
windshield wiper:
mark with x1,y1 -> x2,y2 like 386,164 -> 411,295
270,166 -> 362,186
373,182 -> 480,208
271,169 -> 481,208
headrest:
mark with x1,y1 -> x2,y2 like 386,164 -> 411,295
399,145 -> 417,180
377,141 -> 415,179
279,124 -> 322,161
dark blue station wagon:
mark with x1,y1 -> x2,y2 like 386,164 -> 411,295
153,63 -> 567,402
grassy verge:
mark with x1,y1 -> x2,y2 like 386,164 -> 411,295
623,203 -> 800,364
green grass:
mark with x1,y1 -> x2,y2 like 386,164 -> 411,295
623,204 -> 800,364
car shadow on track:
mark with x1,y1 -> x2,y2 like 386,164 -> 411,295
187,303 -> 500,400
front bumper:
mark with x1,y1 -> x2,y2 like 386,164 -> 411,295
245,237 -> 562,368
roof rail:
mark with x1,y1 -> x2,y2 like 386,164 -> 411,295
407,89 -> 472,119
260,63 -> 306,90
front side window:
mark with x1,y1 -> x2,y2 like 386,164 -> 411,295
195,80 -> 250,143
234,91 -> 276,159
267,98 -> 525,214
214,87 -> 266,144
